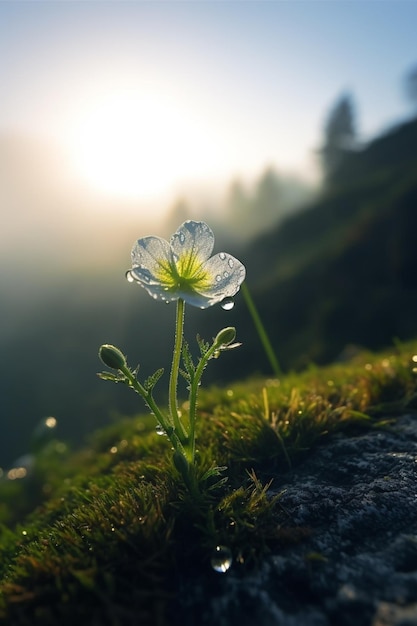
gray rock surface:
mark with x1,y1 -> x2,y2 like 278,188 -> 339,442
186,414 -> 417,626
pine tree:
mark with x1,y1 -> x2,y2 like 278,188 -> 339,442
320,93 -> 356,181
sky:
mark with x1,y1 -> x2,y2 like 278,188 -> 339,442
1,0 -> 416,213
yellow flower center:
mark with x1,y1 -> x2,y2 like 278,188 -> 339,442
155,251 -> 212,294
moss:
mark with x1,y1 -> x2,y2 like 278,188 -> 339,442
0,340 -> 417,625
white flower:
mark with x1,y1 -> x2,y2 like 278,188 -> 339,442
129,220 -> 246,308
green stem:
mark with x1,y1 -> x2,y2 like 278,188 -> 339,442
169,298 -> 188,443
187,343 -> 218,463
241,281 -> 282,377
120,365 -> 186,457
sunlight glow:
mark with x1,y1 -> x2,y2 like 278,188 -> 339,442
66,90 -> 217,201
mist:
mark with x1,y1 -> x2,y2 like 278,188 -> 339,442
0,129 -> 313,469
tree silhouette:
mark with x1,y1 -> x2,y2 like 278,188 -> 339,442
320,93 -> 357,181
253,167 -> 283,225
404,65 -> 417,110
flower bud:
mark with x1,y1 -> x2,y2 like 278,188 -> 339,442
99,344 -> 127,370
213,327 -> 236,349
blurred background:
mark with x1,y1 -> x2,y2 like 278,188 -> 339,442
1,1 -> 417,470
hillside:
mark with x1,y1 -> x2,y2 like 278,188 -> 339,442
1,340 -> 417,625
230,116 -> 417,374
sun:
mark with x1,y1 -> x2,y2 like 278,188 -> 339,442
66,90 -> 215,201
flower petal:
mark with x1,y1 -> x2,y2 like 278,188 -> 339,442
130,236 -> 178,301
129,223 -> 246,308
170,221 -> 215,274
174,289 -> 213,308
190,252 -> 246,308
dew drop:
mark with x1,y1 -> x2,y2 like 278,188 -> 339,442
179,232 -> 185,244
125,270 -> 135,283
219,252 -> 226,260
223,271 -> 229,278
216,274 -> 222,282
45,416 -> 57,429
155,425 -> 166,436
211,545 -> 233,573
221,297 -> 234,311
228,258 -> 234,268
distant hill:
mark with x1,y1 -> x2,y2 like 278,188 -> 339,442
228,116 -> 417,373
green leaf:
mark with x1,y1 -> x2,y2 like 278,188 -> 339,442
144,368 -> 164,391
97,371 -> 125,383
201,465 -> 229,491
179,368 -> 191,383
182,342 -> 195,378
200,465 -> 228,481
196,334 -> 210,357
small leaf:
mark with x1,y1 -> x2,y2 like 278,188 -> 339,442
179,368 -> 191,382
144,368 -> 164,391
200,465 -> 228,481
207,476 -> 229,491
97,371 -> 125,383
196,334 -> 210,357
213,342 -> 242,359
182,342 -> 195,377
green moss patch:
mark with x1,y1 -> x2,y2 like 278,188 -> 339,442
1,340 -> 417,625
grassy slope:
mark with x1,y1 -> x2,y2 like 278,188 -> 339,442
227,118 -> 417,373
1,339 -> 417,625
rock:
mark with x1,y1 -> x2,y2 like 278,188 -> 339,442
182,414 -> 417,626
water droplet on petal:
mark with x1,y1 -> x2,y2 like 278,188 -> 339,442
223,271 -> 229,278
211,545 -> 233,573
179,232 -> 185,244
228,258 -> 234,268
221,297 -> 234,311
219,252 -> 226,260
216,275 -> 222,282
125,270 -> 135,283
